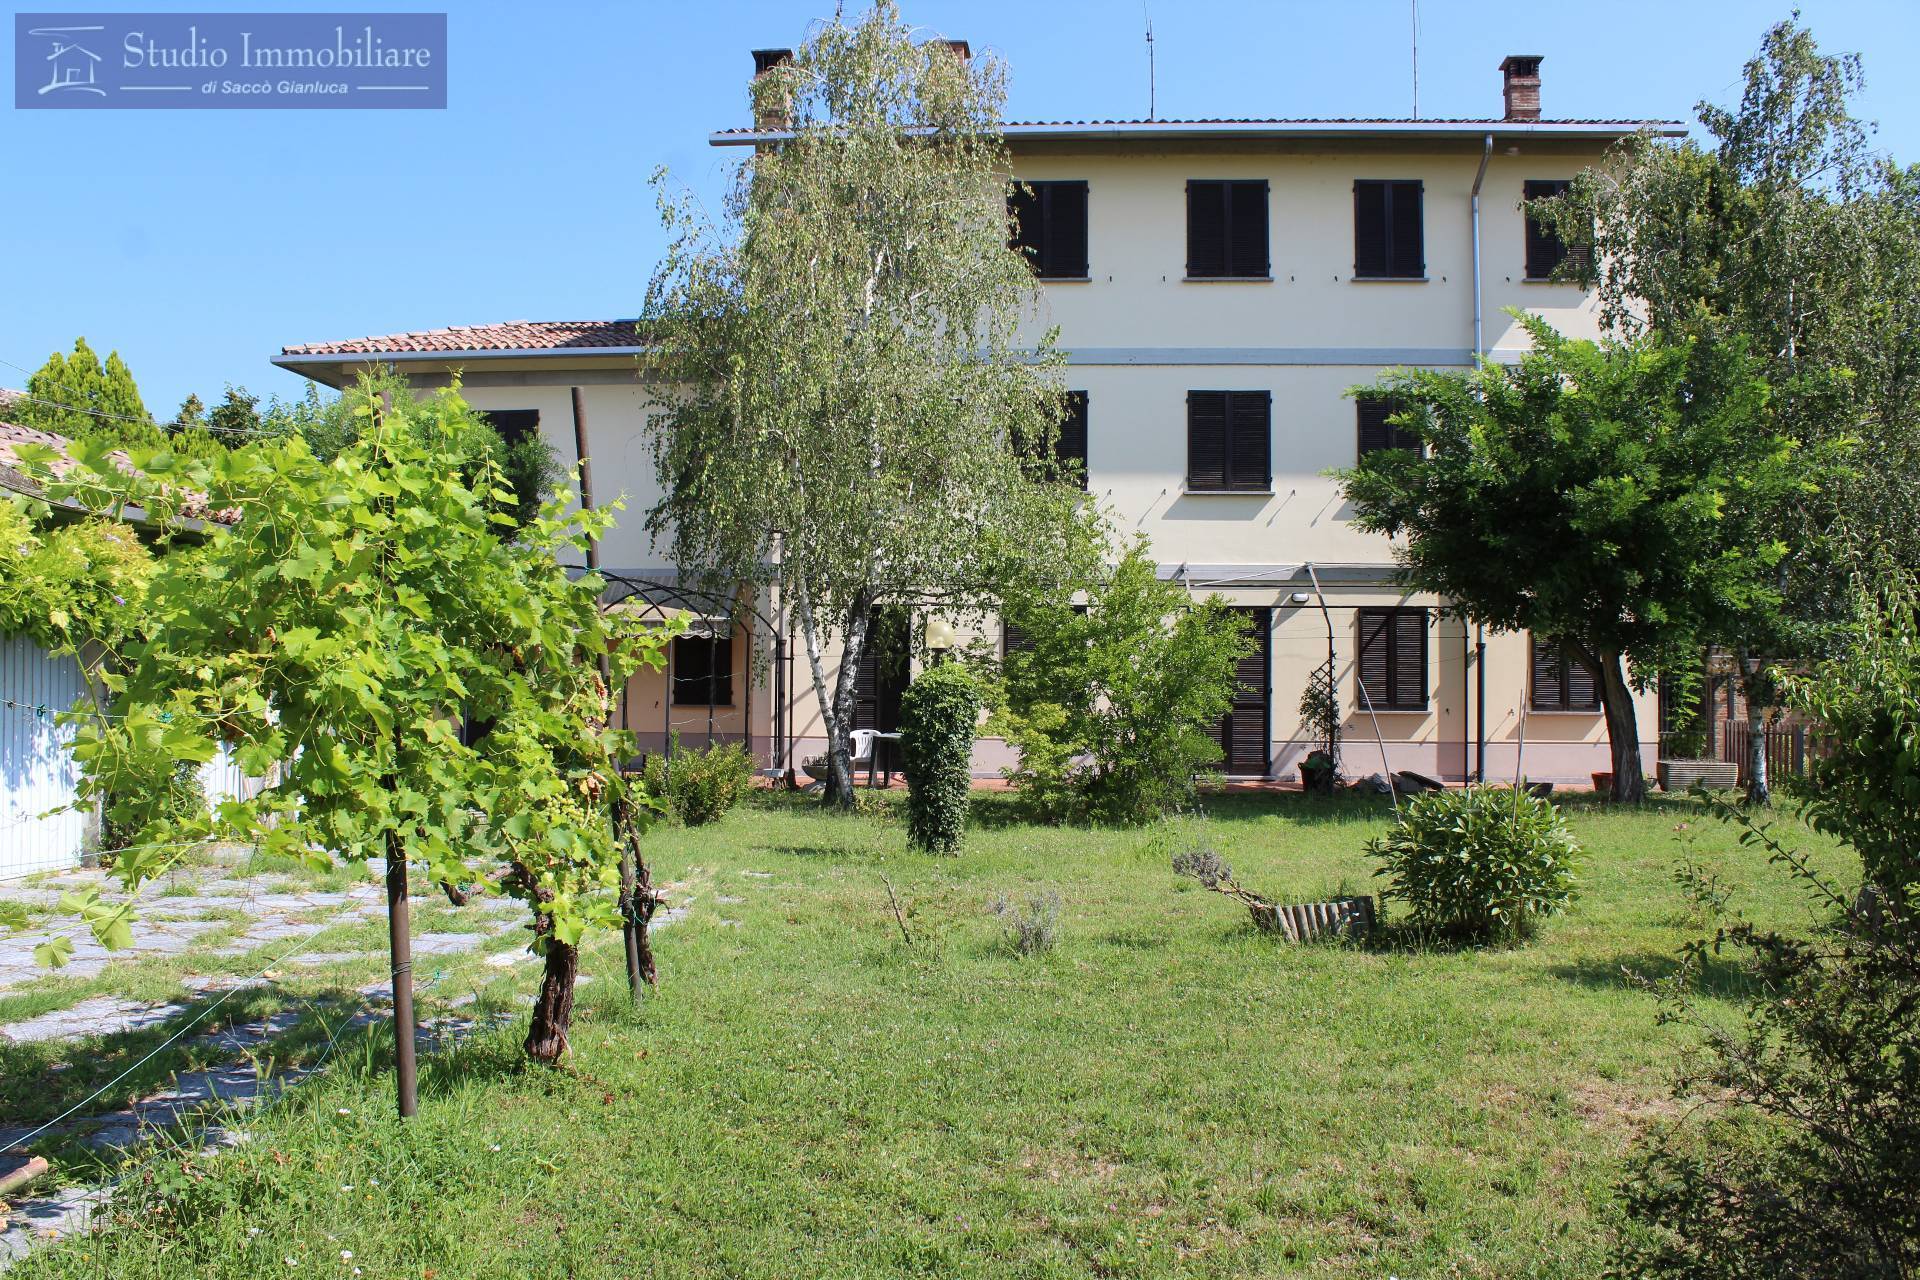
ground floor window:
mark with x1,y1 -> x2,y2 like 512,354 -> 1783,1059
1356,607 -> 1428,711
1530,638 -> 1602,711
672,634 -> 733,706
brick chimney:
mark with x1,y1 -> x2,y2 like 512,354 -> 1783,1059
1500,55 -> 1542,121
941,39 -> 971,61
751,48 -> 793,131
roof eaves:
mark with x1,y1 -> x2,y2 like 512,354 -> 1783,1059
709,118 -> 1688,146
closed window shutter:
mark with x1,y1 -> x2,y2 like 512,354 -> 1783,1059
1002,619 -> 1031,658
1187,181 -> 1228,277
1389,181 -> 1424,277
1057,391 -> 1089,487
1358,610 -> 1391,709
1187,391 -> 1228,489
1047,181 -> 1089,277
672,635 -> 733,706
1228,181 -> 1269,277
1354,181 -> 1389,277
1356,398 -> 1391,456
1009,185 -> 1040,270
1392,611 -> 1426,707
1524,180 -> 1571,279
1566,649 -> 1601,710
1227,391 -> 1271,490
1531,637 -> 1566,710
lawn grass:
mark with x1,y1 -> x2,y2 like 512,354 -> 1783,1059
10,790 -> 1849,1278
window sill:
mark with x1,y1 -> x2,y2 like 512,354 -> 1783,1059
1350,275 -> 1429,283
1527,706 -> 1604,716
671,703 -> 739,710
1521,276 -> 1577,285
1037,275 -> 1093,283
1184,275 -> 1272,283
1360,705 -> 1431,714
1183,486 -> 1274,496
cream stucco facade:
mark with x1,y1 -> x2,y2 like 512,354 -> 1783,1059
276,74 -> 1683,787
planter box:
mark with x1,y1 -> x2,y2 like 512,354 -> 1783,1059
1247,895 -> 1376,943
1658,758 -> 1740,792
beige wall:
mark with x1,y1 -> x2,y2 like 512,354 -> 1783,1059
332,133 -> 1657,785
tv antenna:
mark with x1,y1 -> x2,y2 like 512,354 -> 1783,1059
1410,0 -> 1420,118
1144,7 -> 1156,120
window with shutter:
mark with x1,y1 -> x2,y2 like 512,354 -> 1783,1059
477,408 -> 540,446
1356,608 -> 1429,710
671,634 -> 734,706
1353,180 -> 1424,279
1523,180 -> 1576,279
1186,180 -> 1269,279
1017,391 -> 1089,488
1529,637 -> 1603,711
1356,396 -> 1418,458
1008,180 -> 1089,278
1187,391 -> 1270,491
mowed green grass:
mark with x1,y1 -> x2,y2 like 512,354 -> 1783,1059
15,791 -> 1847,1279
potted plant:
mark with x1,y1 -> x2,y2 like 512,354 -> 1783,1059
1296,660 -> 1341,796
1299,749 -> 1336,795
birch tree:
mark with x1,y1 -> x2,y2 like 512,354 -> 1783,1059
640,1 -> 1070,804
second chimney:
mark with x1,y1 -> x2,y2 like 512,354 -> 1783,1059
751,48 -> 793,131
1499,55 -> 1542,121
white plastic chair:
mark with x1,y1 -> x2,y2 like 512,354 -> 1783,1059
849,729 -> 878,769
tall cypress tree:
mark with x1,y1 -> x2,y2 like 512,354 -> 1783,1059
20,338 -> 160,449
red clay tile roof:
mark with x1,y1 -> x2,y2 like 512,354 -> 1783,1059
0,420 -> 241,525
281,319 -> 643,358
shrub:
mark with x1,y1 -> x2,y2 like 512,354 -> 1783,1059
991,892 -> 1060,956
1616,577 -> 1920,1278
990,525 -> 1254,826
102,761 -> 207,853
899,662 -> 980,854
1368,787 -> 1579,942
643,736 -> 755,826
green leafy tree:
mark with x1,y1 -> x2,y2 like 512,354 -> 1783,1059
989,518 -> 1253,825
1615,575 -> 1920,1279
1542,18 -> 1920,802
171,393 -> 207,433
1340,316 -> 1807,803
640,1 -> 1072,807
38,375 -> 669,1066
17,338 -> 159,451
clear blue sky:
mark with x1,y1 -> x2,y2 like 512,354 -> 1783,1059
4,0 -> 1916,416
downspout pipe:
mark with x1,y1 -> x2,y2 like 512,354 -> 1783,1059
1469,134 -> 1493,786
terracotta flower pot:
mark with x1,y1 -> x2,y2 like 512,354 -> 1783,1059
1591,771 -> 1614,794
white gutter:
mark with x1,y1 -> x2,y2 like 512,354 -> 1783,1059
709,119 -> 1686,147
1470,132 -> 1492,361
274,346 -> 647,369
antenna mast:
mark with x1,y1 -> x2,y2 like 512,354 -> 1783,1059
1410,0 -> 1420,118
1145,10 -> 1156,120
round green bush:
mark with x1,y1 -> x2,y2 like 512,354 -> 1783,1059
1368,786 -> 1579,942
642,736 -> 754,826
900,662 -> 981,854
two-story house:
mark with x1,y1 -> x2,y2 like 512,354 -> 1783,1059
274,49 -> 1682,786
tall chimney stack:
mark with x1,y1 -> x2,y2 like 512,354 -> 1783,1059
1499,55 -> 1542,121
751,48 -> 793,131
941,39 -> 971,61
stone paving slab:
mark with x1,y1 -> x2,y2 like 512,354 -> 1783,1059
0,997 -> 186,1046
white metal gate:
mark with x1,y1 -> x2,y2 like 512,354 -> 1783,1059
0,632 -> 91,880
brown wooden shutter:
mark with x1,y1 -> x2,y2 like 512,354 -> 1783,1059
1057,391 -> 1089,486
1226,391 -> 1271,490
1356,398 -> 1392,456
1392,611 -> 1427,707
1209,608 -> 1271,775
1565,649 -> 1600,710
1357,610 -> 1391,710
1008,184 -> 1041,271
1388,181 -> 1424,278
1227,181 -> 1270,278
1002,619 -> 1031,658
1531,637 -> 1564,710
1187,391 -> 1228,489
1354,181 -> 1389,277
1187,181 -> 1228,277
1047,181 -> 1089,277
1523,180 -> 1570,279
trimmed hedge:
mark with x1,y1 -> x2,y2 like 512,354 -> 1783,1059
900,663 -> 981,853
